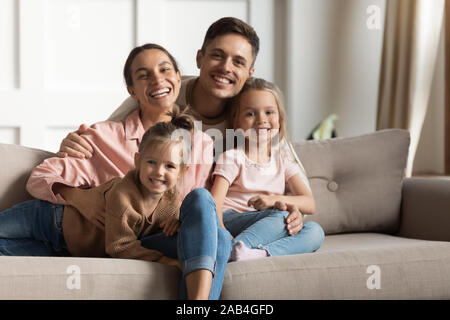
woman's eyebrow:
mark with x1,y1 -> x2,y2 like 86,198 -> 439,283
134,67 -> 149,74
134,61 -> 171,73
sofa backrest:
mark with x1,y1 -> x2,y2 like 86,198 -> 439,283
0,130 -> 410,236
293,129 -> 410,235
0,143 -> 54,212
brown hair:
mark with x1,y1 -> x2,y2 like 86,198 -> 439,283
228,77 -> 288,142
123,43 -> 179,87
200,17 -> 260,67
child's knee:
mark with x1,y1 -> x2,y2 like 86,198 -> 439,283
180,188 -> 215,220
304,221 -> 325,249
263,210 -> 290,235
187,188 -> 211,200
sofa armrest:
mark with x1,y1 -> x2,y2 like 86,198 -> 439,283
398,177 -> 450,242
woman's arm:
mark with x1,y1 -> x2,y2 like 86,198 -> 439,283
247,174 -> 316,215
209,175 -> 230,229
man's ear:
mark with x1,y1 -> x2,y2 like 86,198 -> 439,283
196,50 -> 203,69
134,152 -> 140,168
248,66 -> 255,78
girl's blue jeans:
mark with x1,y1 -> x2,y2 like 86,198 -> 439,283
0,188 -> 232,300
223,209 -> 325,256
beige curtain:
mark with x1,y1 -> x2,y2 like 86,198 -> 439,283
377,0 -> 445,177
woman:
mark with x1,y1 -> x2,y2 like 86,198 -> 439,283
2,44 -> 231,300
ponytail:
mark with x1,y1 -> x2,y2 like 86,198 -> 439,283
138,108 -> 195,153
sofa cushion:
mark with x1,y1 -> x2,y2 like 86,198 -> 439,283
293,129 -> 410,235
221,233 -> 450,299
2,233 -> 448,299
0,256 -> 179,299
0,143 -> 54,212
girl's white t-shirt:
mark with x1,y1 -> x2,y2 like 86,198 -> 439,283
212,147 -> 304,213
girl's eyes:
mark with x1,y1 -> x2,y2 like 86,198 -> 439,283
244,111 -> 276,117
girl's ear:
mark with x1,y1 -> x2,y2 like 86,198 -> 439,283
134,152 -> 140,168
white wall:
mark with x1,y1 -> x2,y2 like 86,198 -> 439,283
0,0 -> 275,152
1,0 -> 445,175
285,0 -> 386,141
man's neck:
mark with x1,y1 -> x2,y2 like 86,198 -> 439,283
190,79 -> 227,124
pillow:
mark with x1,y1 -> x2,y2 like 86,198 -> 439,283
293,129 -> 410,235
0,143 -> 54,211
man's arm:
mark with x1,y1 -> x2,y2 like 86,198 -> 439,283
57,124 -> 92,159
57,96 -> 138,158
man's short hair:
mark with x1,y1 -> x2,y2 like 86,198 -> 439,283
200,17 -> 260,67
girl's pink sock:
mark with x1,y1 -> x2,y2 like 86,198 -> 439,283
230,241 -> 268,262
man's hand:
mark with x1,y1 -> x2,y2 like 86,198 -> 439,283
274,201 -> 303,236
57,124 -> 93,159
160,218 -> 180,237
248,195 -> 276,211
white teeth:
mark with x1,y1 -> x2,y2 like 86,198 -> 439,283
150,178 -> 165,185
150,88 -> 170,97
214,76 -> 231,84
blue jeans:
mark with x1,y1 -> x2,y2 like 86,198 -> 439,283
223,209 -> 324,256
0,189 -> 232,300
0,200 -> 68,256
141,188 -> 232,300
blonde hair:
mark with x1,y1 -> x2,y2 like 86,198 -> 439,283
228,77 -> 289,142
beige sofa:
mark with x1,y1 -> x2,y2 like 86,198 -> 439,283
0,129 -> 449,299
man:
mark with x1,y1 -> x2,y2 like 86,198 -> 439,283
57,17 -> 304,235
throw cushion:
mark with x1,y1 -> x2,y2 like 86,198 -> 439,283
293,129 -> 410,235
0,143 -> 54,211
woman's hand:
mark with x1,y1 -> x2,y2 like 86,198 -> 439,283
57,124 -> 93,159
247,195 -> 276,211
160,218 -> 180,237
157,256 -> 182,271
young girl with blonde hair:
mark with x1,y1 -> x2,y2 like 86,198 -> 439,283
210,77 -> 324,261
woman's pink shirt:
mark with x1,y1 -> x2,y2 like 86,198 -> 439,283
26,110 -> 214,203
